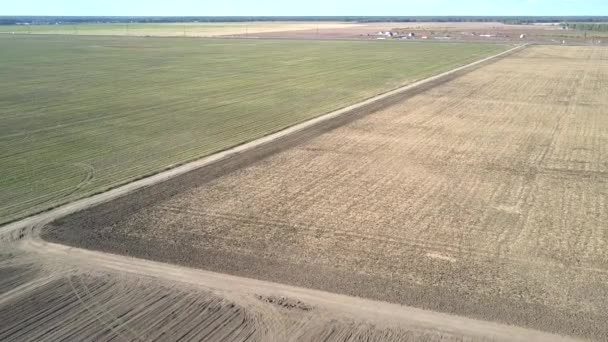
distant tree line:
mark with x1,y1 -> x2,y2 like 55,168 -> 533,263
563,23 -> 608,32
1,16 -> 608,26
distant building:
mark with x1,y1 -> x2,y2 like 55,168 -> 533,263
376,31 -> 395,38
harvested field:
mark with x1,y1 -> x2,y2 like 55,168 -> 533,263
0,35 -> 505,225
0,22 -> 358,37
45,45 -> 608,340
251,22 -> 608,44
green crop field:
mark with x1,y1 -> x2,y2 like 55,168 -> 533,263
0,34 -> 507,224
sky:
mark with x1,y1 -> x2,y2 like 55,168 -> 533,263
2,0 -> 607,17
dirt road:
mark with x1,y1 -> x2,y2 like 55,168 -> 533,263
0,238 -> 577,341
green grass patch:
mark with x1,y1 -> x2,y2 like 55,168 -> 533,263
0,35 -> 507,224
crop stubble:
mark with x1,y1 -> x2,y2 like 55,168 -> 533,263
45,45 -> 608,339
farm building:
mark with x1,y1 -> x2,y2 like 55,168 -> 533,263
376,31 -> 395,37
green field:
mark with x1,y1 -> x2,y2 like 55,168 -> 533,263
0,34 -> 507,224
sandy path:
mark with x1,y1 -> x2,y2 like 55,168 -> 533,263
15,238 -> 577,342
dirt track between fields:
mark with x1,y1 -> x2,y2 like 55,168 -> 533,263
0,238 -> 573,342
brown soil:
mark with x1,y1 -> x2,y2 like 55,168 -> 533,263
1,46 -> 551,342
246,22 -> 608,45
0,239 -> 574,342
42,45 -> 608,341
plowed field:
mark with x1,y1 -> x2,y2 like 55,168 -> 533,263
46,45 -> 608,340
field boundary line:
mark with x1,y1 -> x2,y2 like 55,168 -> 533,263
0,43 -> 526,240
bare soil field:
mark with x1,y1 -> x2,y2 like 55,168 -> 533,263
0,22 -> 359,37
253,22 -> 608,44
0,241 -> 574,341
0,45 -> 553,342
43,45 -> 608,340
